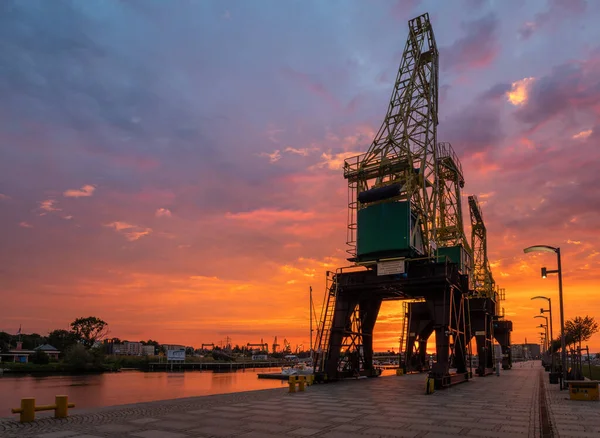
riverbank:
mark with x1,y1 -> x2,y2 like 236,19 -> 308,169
0,362 -> 119,375
1,358 -> 290,375
0,367 -> 288,414
0,362 -> 545,437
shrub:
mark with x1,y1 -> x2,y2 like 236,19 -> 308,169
31,350 -> 50,365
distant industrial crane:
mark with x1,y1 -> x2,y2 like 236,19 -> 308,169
283,338 -> 292,354
272,336 -> 279,354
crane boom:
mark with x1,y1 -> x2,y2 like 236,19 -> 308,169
468,195 -> 495,297
344,13 -> 439,262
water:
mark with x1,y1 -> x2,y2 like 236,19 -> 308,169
0,368 -> 286,415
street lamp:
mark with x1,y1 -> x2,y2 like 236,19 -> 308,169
531,296 -> 554,372
524,245 -> 566,389
534,315 -> 548,349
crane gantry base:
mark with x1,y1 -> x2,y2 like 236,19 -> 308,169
315,259 -> 472,390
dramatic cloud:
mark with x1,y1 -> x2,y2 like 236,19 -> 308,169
513,55 -> 600,129
1,1 -> 599,351
441,14 -> 499,72
63,184 -> 95,198
519,0 -> 588,40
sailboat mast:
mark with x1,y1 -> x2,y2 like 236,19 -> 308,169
309,286 -> 313,356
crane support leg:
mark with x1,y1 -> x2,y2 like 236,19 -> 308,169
405,302 -> 433,373
427,286 -> 470,389
493,319 -> 513,370
468,297 -> 495,376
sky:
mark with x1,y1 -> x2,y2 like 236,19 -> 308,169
1,0 -> 600,352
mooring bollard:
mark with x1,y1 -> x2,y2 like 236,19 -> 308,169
11,395 -> 75,423
298,375 -> 306,392
288,375 -> 297,393
425,377 -> 435,394
288,375 -> 309,393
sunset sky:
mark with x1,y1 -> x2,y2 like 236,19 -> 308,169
1,0 -> 600,352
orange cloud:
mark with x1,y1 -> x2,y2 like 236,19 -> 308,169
258,150 -> 281,163
572,129 -> 592,140
105,221 -> 152,241
507,77 -> 535,106
155,208 -> 172,218
63,184 -> 95,198
39,199 -> 60,212
225,209 -> 315,223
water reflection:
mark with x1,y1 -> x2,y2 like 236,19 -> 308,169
0,368 -> 286,415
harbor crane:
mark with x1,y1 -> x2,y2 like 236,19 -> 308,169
312,13 -> 512,390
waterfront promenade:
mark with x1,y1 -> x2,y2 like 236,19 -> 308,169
1,361 -> 598,438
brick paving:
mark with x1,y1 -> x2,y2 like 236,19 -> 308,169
0,362 -> 544,438
543,372 -> 600,437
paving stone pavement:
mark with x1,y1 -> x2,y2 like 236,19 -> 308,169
0,362 -> 543,438
543,371 -> 600,437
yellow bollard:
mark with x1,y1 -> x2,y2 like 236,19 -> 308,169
55,395 -> 68,419
20,398 -> 36,423
298,375 -> 305,392
288,376 -> 296,393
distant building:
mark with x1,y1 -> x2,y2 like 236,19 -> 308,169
104,341 -> 143,356
0,342 -> 60,363
142,345 -> 155,356
122,342 -> 143,356
34,344 -> 60,361
512,343 -> 541,360
163,344 -> 185,351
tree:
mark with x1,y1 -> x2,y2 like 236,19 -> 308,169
70,317 -> 109,348
551,316 -> 599,352
566,315 -> 599,350
64,344 -> 92,370
0,332 -> 10,352
47,329 -> 80,353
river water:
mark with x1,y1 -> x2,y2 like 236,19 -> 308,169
0,368 -> 287,416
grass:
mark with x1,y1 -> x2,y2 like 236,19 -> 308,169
582,365 -> 600,380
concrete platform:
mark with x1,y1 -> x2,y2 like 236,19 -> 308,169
1,361 -> 545,437
544,375 -> 600,437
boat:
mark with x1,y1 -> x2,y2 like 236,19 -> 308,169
281,362 -> 314,376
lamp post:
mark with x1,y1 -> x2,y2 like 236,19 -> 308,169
531,296 -> 554,372
524,245 -> 566,389
539,332 -> 546,356
536,322 -> 548,352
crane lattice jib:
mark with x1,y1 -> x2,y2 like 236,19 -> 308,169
468,195 -> 495,297
344,13 -> 439,259
436,142 -> 468,249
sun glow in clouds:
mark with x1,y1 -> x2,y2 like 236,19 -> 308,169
507,77 -> 535,105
